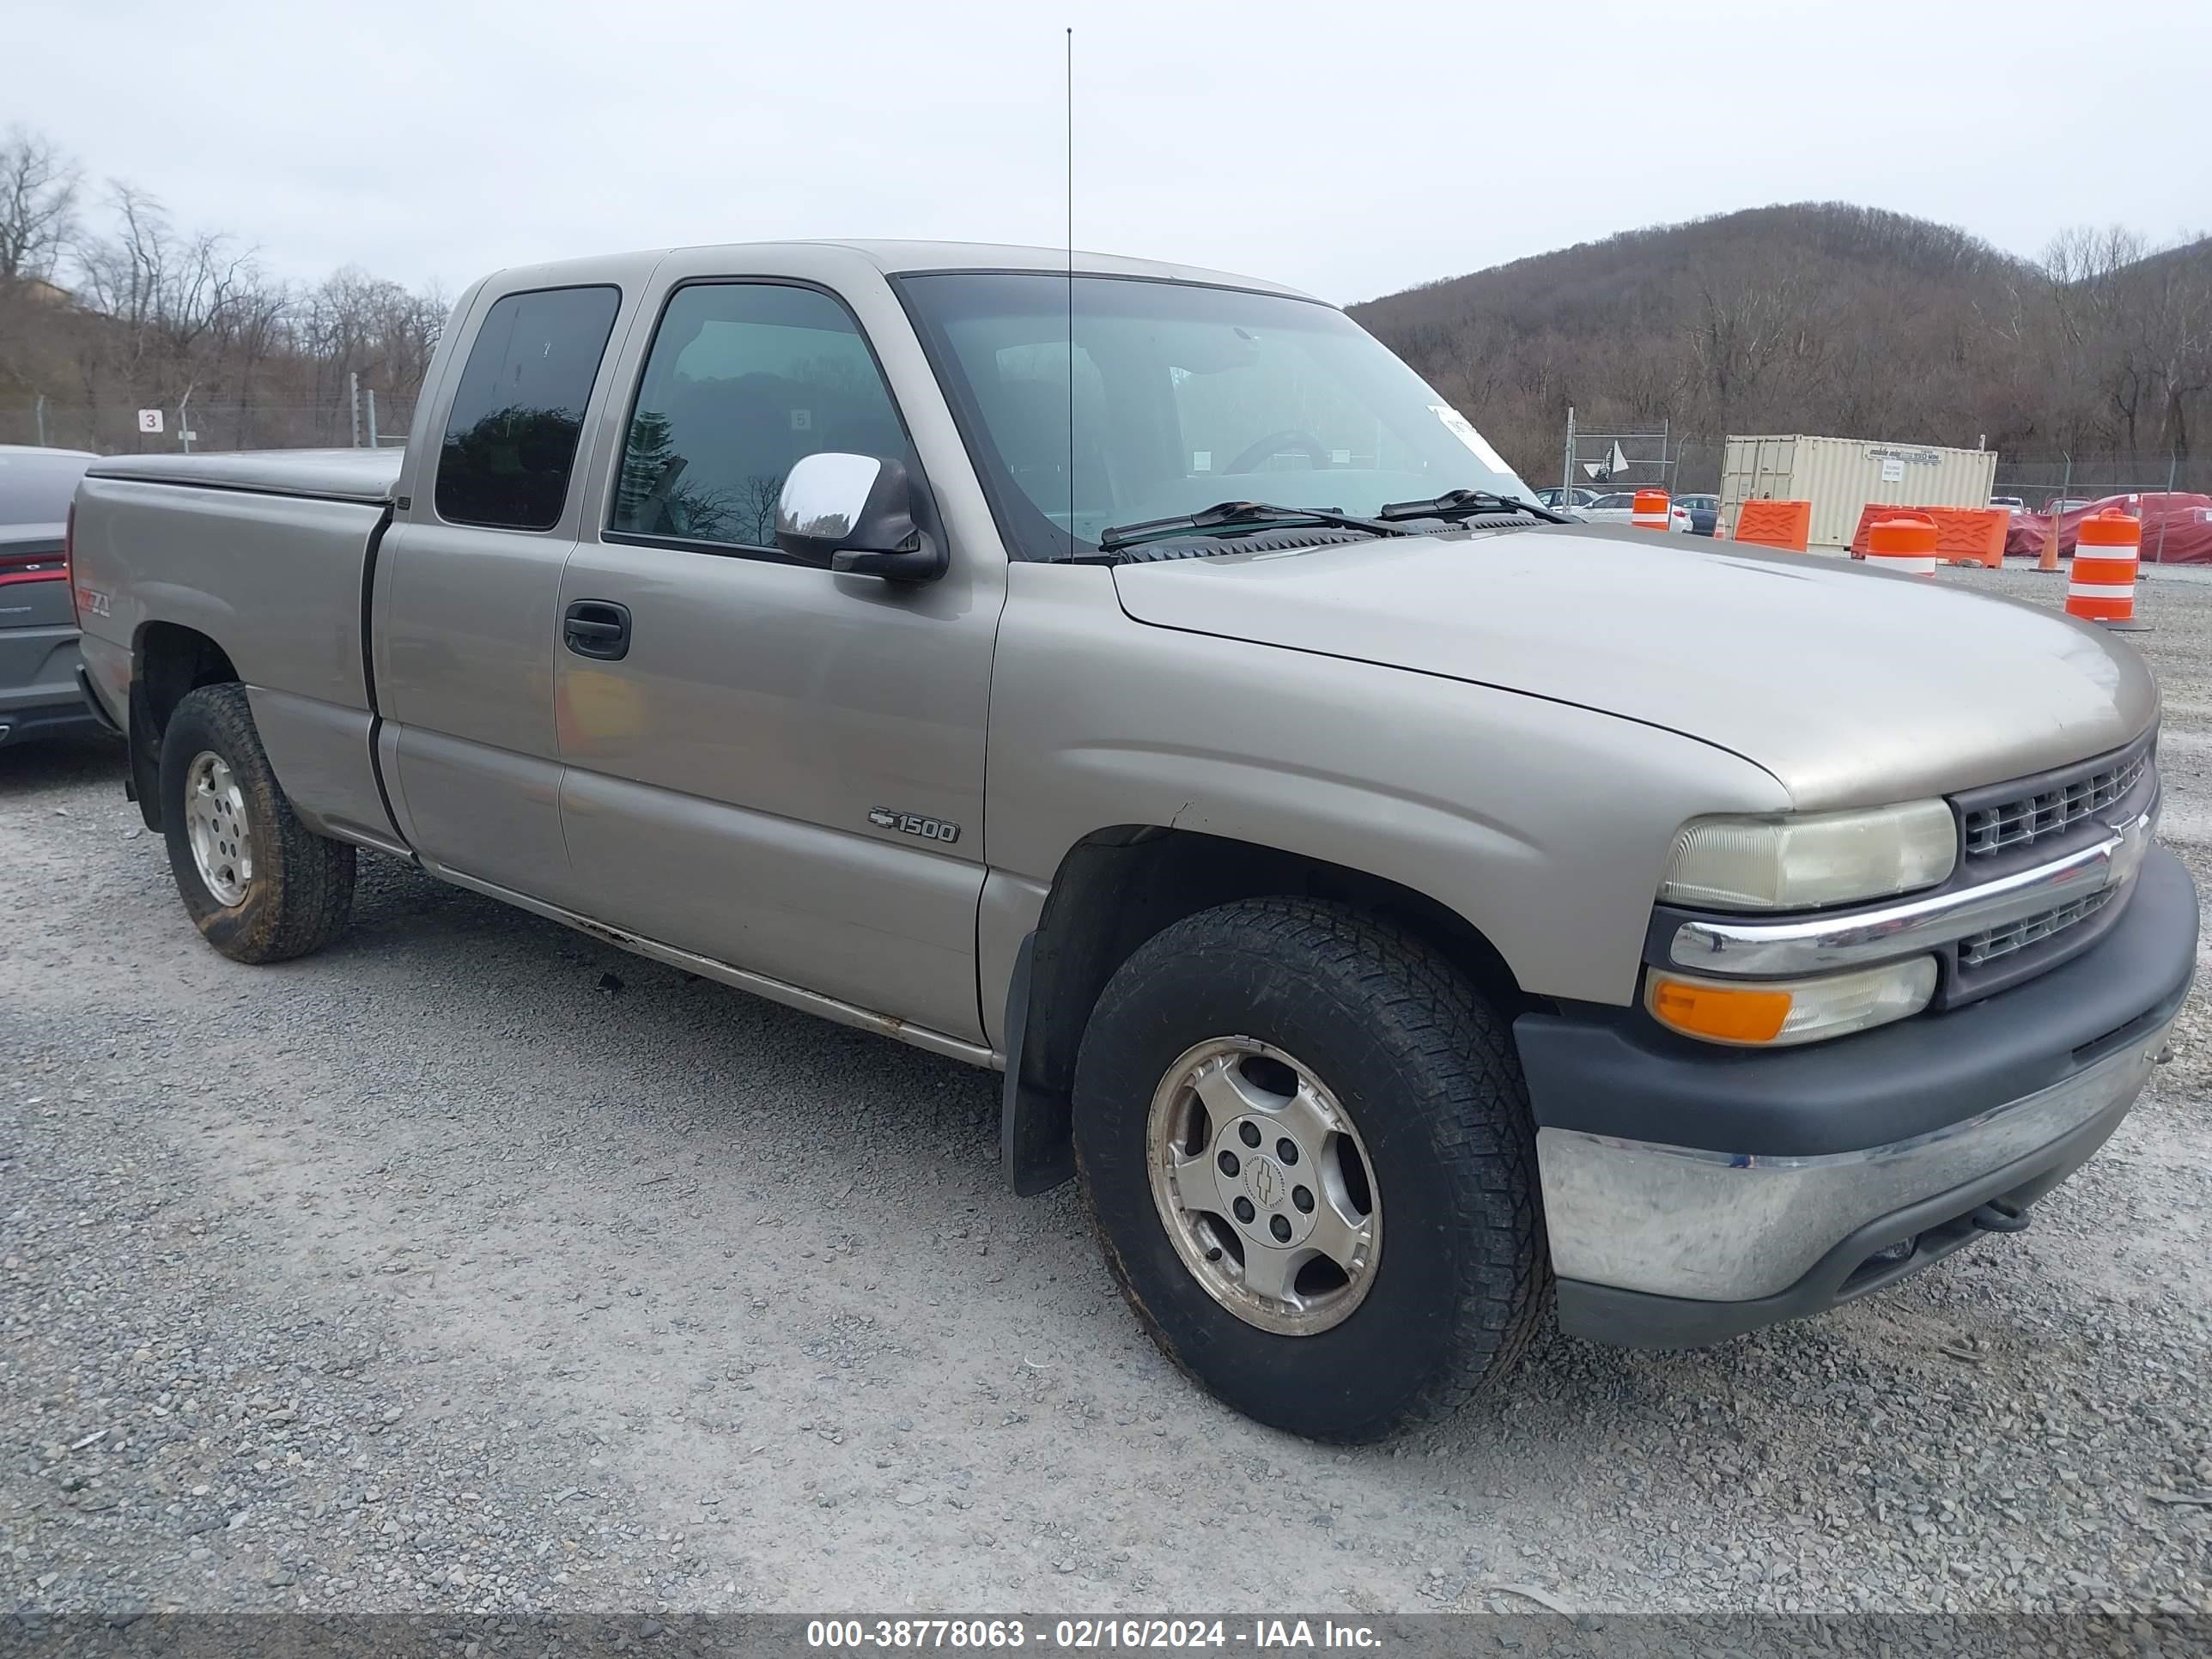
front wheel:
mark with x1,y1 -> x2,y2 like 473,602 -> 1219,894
159,682 -> 355,963
1073,897 -> 1547,1442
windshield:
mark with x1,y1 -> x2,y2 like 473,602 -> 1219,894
896,273 -> 1534,559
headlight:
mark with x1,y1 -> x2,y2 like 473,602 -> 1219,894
1647,957 -> 1937,1047
1661,801 -> 1956,911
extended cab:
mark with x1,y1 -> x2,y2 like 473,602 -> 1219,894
67,242 -> 2196,1441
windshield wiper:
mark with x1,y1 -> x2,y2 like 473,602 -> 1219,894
1377,489 -> 1568,525
1096,500 -> 1411,553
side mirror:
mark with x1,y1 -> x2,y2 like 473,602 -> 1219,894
775,453 -> 945,582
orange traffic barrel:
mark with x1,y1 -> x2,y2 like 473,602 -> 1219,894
2068,509 -> 2147,630
1632,489 -> 1671,532
1865,514 -> 1938,576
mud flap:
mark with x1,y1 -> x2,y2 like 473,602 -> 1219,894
127,680 -> 162,830
1000,932 -> 1076,1195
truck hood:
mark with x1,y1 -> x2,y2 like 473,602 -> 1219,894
1109,524 -> 2157,808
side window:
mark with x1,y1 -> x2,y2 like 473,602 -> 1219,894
610,283 -> 907,556
434,285 -> 620,532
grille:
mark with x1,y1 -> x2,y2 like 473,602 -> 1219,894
1961,755 -> 2148,857
1957,890 -> 2115,967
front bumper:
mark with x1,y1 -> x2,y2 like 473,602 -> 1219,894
1517,842 -> 2197,1347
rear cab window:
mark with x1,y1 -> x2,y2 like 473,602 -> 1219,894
434,285 -> 622,532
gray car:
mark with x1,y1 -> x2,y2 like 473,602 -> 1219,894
0,445 -> 106,748
1676,492 -> 1720,535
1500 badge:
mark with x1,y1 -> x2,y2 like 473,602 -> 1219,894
869,808 -> 961,844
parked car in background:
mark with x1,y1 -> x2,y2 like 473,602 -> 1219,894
1990,495 -> 2027,515
2045,496 -> 2093,515
1676,493 -> 1720,536
1534,485 -> 1603,512
1583,490 -> 1692,532
1,445 -> 106,749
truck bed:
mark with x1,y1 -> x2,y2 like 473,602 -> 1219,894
71,447 -> 404,852
85,446 -> 402,503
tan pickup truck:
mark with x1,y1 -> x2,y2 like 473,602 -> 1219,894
66,240 -> 2194,1441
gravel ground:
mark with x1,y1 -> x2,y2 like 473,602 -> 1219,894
3,560 -> 2210,1624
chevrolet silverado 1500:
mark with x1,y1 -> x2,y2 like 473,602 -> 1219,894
67,240 -> 2196,1441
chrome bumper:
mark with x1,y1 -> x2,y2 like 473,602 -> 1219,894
1536,1012 -> 2172,1303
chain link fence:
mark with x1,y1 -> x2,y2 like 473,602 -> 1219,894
11,394 -> 2208,519
1559,414 -> 1682,495
1990,453 -> 2209,509
1669,439 -> 1725,495
0,394 -> 418,455
1639,438 -> 2204,507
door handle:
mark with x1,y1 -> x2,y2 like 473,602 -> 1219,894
562,600 -> 631,661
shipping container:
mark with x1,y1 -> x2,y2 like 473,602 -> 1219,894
1718,434 -> 1999,549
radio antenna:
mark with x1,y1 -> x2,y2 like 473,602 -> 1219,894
1065,25 -> 1075,550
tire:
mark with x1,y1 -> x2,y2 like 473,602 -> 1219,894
1073,897 -> 1546,1442
159,682 -> 356,963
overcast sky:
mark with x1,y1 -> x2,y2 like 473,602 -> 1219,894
15,0 -> 2210,305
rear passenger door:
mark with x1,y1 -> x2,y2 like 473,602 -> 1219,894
374,277 -> 633,907
552,269 -> 999,1045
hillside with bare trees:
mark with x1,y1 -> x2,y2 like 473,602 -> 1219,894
0,125 -> 446,453
5,125 -> 2206,490
1349,203 -> 2211,491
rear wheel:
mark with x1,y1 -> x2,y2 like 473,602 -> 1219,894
159,683 -> 355,963
1073,897 -> 1547,1442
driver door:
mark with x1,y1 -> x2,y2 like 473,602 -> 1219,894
553,267 -> 999,1046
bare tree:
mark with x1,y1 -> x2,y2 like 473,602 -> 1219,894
0,125 -> 79,283
1353,204 -> 2211,489
0,125 -> 459,452
2042,225 -> 2212,464
295,266 -> 447,435
1,144 -> 2202,484
738,472 -> 785,545
67,181 -> 285,448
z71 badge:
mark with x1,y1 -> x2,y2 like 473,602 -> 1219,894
868,808 -> 961,844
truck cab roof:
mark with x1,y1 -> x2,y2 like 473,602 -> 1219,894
82,242 -> 1319,507
481,239 -> 1315,301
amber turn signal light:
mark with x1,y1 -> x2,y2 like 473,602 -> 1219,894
1645,957 -> 1938,1048
1647,975 -> 1793,1044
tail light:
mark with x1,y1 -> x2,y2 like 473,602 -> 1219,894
0,551 -> 66,586
2,505 -> 71,592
